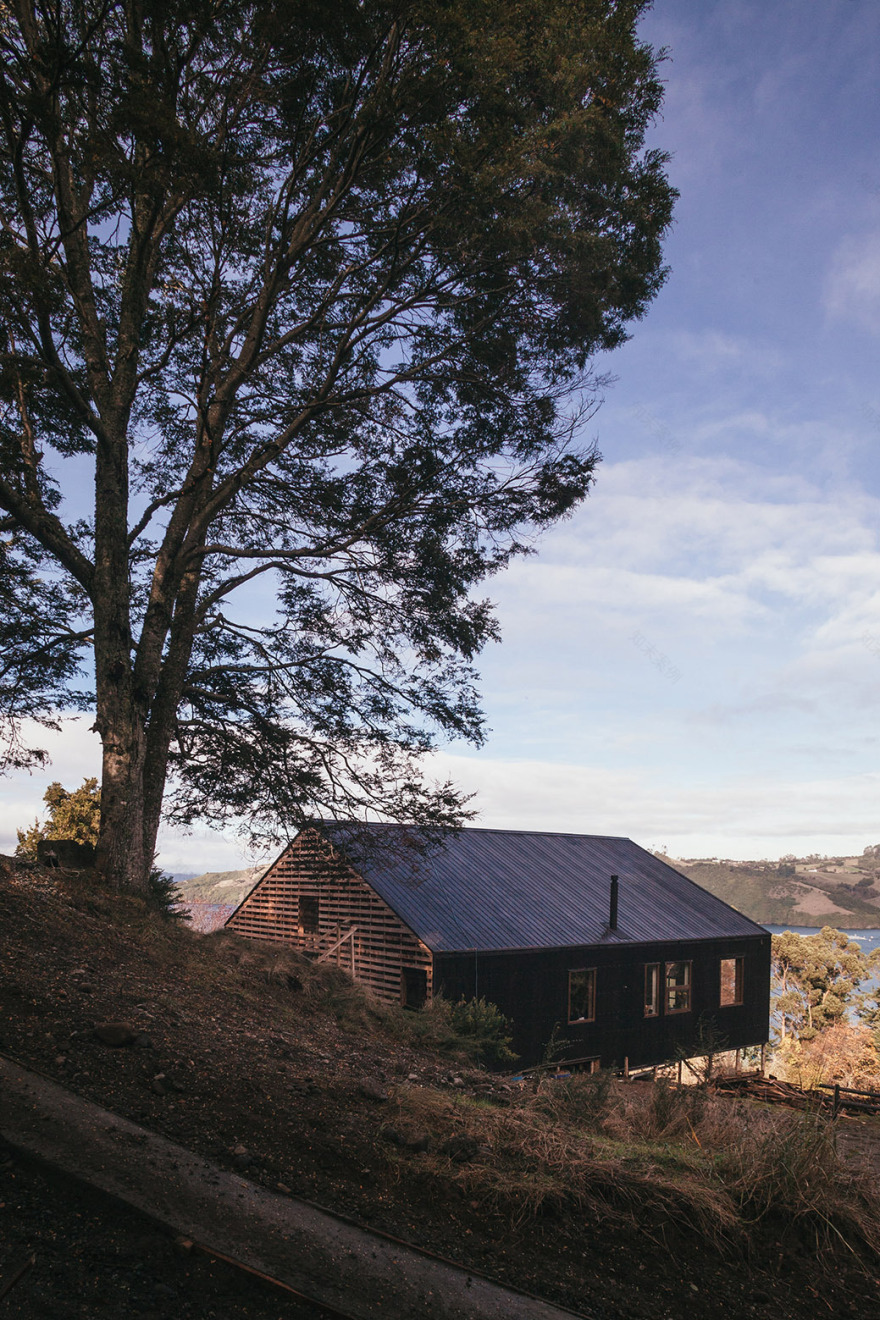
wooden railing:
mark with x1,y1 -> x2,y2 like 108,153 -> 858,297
316,926 -> 358,976
819,1082 -> 880,1118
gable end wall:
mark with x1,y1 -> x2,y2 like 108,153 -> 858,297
226,830 -> 432,1004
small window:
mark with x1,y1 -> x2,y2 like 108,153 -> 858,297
402,966 -> 428,1010
644,963 -> 660,1017
299,896 -> 319,934
568,968 -> 596,1023
720,957 -> 744,1006
665,961 -> 691,1014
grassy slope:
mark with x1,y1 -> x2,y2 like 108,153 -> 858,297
176,866 -> 265,908
2,857 -> 880,1318
675,862 -> 799,926
672,858 -> 880,928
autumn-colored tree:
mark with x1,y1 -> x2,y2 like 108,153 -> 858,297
853,954 -> 880,1050
15,777 -> 101,859
776,1022 -> 880,1090
771,927 -> 869,1043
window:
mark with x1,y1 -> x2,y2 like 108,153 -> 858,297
720,957 -> 744,1007
568,968 -> 596,1023
665,961 -> 691,1014
644,963 -> 660,1017
299,896 -> 319,934
402,966 -> 428,1010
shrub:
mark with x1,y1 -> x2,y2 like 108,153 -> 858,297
533,1068 -> 616,1125
147,867 -> 185,921
774,1022 -> 880,1090
16,778 -> 101,859
449,996 -> 517,1066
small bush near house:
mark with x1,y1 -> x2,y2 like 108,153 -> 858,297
449,996 -> 517,1066
147,866 -> 186,921
382,994 -> 517,1066
532,1068 -> 615,1125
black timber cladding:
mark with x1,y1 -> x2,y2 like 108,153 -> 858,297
435,935 -> 771,1070
322,824 -> 765,953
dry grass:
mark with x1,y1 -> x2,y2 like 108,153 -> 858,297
10,866 -> 879,1266
773,1023 -> 880,1091
380,1072 -> 880,1260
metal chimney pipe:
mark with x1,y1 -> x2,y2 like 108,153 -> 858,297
609,874 -> 619,930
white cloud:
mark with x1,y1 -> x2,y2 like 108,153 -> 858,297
0,718 -> 251,874
3,448 -> 879,868
0,718 -> 101,855
433,751 -> 880,860
493,454 -> 880,655
153,825 -> 256,875
825,231 -> 880,333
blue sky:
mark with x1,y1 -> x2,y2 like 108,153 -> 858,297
438,0 -> 880,861
4,0 -> 880,868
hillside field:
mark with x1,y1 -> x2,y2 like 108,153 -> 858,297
671,852 -> 880,929
176,848 -> 880,934
4,855 -> 880,1318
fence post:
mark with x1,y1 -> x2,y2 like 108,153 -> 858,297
833,1083 -> 840,1119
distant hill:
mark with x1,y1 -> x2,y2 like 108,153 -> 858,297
176,865 -> 267,932
176,851 -> 880,934
669,853 -> 880,929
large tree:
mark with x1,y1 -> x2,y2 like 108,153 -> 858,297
771,928 -> 869,1043
0,0 -> 674,891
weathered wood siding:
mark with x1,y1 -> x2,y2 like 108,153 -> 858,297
226,829 -> 433,1004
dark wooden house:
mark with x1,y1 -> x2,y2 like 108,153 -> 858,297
225,825 -> 770,1069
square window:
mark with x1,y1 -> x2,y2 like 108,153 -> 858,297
299,895 -> 319,934
665,960 -> 691,1014
644,963 -> 660,1017
568,968 -> 596,1023
720,957 -> 744,1006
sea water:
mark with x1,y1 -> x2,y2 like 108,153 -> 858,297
764,925 -> 880,957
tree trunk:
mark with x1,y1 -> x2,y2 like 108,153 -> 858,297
139,568 -> 205,882
92,405 -> 149,890
95,708 -> 149,892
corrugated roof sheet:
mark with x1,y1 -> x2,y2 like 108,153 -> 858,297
319,824 -> 765,953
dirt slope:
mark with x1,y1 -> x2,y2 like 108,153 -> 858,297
0,858 -> 877,1319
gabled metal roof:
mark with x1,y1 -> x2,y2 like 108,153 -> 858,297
319,824 -> 766,954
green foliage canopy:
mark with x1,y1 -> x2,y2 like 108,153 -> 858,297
771,927 -> 871,1043
15,776 -> 101,859
0,0 -> 675,889
449,995 -> 517,1066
